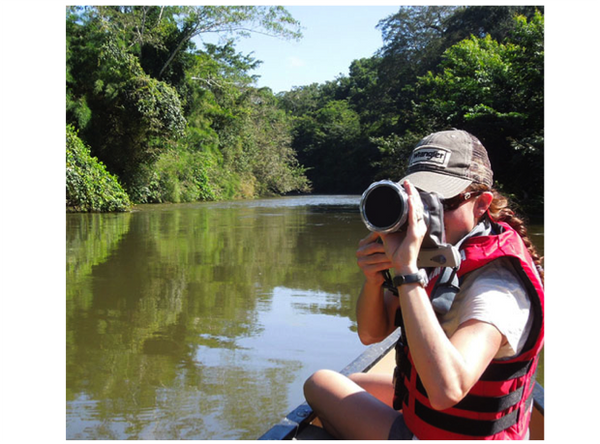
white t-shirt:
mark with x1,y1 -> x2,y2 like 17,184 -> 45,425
439,257 -> 533,359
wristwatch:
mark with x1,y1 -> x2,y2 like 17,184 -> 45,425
393,269 -> 429,288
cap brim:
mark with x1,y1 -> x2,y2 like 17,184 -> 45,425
400,171 -> 472,199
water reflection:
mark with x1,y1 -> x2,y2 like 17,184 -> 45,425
66,196 -> 367,439
66,198 -> 544,439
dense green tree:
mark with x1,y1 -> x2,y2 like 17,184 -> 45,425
406,11 -> 544,211
67,10 -> 186,187
241,88 -> 311,195
282,6 -> 543,213
66,5 -> 308,208
377,5 -> 457,73
84,6 -> 301,83
147,42 -> 310,202
66,125 -> 131,212
292,100 -> 362,193
442,5 -> 543,44
66,5 -> 544,215
336,58 -> 384,133
372,5 -> 458,133
278,83 -> 326,117
370,5 -> 542,137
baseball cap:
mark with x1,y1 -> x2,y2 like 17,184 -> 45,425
400,129 -> 493,198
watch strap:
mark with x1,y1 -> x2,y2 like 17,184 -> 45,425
393,270 -> 428,287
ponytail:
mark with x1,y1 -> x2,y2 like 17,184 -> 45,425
470,184 -> 544,284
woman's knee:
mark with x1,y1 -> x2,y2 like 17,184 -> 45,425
304,369 -> 363,411
304,369 -> 337,399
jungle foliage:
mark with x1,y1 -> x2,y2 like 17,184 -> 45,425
66,125 -> 131,212
280,6 -> 544,215
66,5 -> 308,210
66,5 -> 543,215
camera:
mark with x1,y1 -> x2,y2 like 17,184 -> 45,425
359,180 -> 429,234
359,180 -> 461,268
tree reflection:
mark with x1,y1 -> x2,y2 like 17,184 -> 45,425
66,198 -> 366,439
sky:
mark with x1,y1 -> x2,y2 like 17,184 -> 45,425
195,5 -> 401,93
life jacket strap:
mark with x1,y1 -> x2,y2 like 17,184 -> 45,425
413,390 -> 534,437
479,359 -> 533,381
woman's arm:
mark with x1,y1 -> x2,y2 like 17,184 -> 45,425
356,282 -> 399,345
396,281 -> 503,410
355,232 -> 398,344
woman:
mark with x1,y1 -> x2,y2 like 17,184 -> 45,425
304,129 -> 544,440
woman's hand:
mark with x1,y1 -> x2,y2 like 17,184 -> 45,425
356,231 -> 393,286
381,180 -> 428,274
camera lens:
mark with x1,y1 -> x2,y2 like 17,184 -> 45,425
360,180 -> 408,233
364,186 -> 403,227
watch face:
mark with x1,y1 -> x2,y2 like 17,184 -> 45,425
418,270 -> 429,286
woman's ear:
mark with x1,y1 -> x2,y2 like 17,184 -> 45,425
474,192 -> 493,219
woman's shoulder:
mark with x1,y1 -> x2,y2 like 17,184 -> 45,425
462,256 -> 524,291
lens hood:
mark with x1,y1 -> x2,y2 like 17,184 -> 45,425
359,180 -> 409,233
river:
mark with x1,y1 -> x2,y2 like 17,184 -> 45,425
66,195 -> 544,439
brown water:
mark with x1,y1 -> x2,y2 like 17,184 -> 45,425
66,196 -> 369,439
66,196 -> 544,439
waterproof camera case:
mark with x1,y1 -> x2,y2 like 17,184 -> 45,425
359,180 -> 461,269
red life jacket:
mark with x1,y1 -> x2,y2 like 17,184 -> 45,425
393,221 -> 544,440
